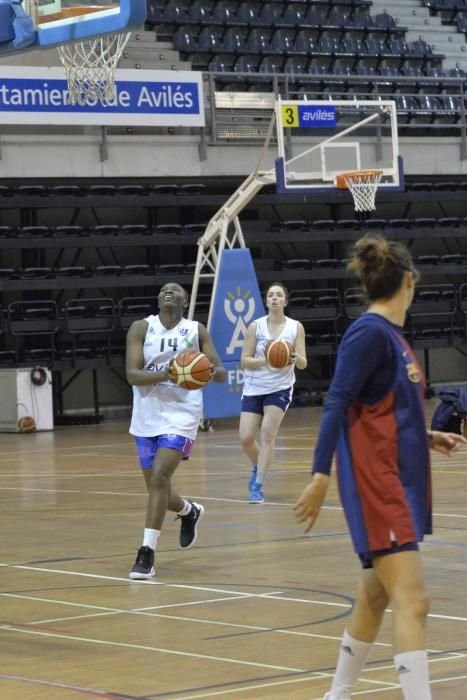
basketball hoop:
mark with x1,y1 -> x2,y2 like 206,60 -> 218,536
57,32 -> 131,106
335,169 -> 383,221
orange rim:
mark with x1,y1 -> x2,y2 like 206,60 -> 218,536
335,169 -> 383,190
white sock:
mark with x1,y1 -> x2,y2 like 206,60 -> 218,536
328,629 -> 372,698
177,500 -> 192,517
142,528 -> 160,551
394,650 -> 432,700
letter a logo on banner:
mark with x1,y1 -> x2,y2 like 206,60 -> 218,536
209,249 -> 264,362
202,248 -> 264,419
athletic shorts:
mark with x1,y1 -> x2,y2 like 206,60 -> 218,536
134,434 -> 194,469
241,387 -> 292,415
358,541 -> 419,569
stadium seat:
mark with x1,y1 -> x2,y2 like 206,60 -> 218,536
16,184 -> 49,196
119,224 -> 149,235
55,266 -> 89,277
87,184 -> 117,195
65,298 -> 116,366
94,265 -> 122,276
271,220 -> 308,231
158,263 -> 186,275
18,267 -> 53,279
116,184 -> 149,195
51,184 -> 84,196
118,297 -> 154,330
246,29 -> 271,54
151,183 -> 179,195
282,3 -> 307,28
173,26 -> 198,53
344,287 -> 366,318
278,258 -> 311,270
17,226 -> 50,238
222,28 -> 247,53
8,300 -> 59,363
120,264 -> 153,276
181,223 -> 207,235
92,225 -> 120,236
271,29 -> 296,55
212,1 -> 238,27
236,2 -> 261,27
198,27 -> 223,53
154,224 -> 182,234
52,225 -> 85,237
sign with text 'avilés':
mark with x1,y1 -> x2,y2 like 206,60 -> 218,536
0,67 -> 205,126
281,103 -> 336,128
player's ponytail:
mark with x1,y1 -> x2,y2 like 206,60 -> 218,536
348,234 -> 418,301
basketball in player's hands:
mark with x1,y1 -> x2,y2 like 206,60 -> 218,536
264,340 -> 294,369
170,351 -> 213,390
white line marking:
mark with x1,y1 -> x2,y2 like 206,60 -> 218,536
2,565 -> 466,623
0,625 -> 306,672
0,593 -> 395,648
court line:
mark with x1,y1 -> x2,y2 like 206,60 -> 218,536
170,667 -> 467,700
0,624 -> 306,673
1,592 -> 394,648
0,673 -> 135,700
1,484 -> 465,520
169,675 -> 398,700
2,565 -> 466,623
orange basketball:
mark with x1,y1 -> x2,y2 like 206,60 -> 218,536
170,351 -> 213,390
17,416 -> 36,433
265,339 -> 294,369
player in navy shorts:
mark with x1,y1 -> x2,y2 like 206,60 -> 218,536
239,283 -> 307,503
295,236 -> 465,700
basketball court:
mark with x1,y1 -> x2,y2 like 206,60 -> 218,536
1,406 -> 466,699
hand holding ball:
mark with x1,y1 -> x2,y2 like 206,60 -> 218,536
264,339 -> 295,369
169,351 -> 213,390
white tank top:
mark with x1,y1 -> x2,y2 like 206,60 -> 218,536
242,315 -> 299,396
129,315 -> 203,439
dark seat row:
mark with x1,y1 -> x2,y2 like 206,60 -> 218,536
0,224 -> 206,238
0,264 -> 196,279
272,216 -> 467,231
0,183 -> 207,197
276,254 -> 467,271
176,28 -> 438,66
149,0 -> 388,36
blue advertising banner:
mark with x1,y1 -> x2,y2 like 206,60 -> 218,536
298,104 -> 336,127
0,67 -> 205,126
203,248 -> 265,420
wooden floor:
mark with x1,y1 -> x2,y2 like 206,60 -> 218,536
0,404 -> 466,699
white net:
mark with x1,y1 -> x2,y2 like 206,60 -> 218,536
58,32 -> 131,106
342,171 -> 383,215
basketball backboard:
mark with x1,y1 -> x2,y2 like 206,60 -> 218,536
1,0 -> 146,54
275,98 -> 403,195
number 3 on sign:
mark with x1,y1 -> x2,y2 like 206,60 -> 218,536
281,105 -> 299,128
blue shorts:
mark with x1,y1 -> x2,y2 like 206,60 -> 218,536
359,541 -> 419,569
135,434 -> 194,469
241,388 -> 293,415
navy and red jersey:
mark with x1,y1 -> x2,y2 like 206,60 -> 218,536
312,312 -> 432,555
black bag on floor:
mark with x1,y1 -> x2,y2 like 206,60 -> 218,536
431,388 -> 467,434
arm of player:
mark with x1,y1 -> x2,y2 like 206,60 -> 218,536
125,320 -> 172,386
427,430 -> 467,455
198,323 -> 227,384
291,322 -> 307,369
240,322 -> 267,370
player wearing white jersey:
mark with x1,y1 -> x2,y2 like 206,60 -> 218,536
239,283 -> 307,503
126,283 -> 226,580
